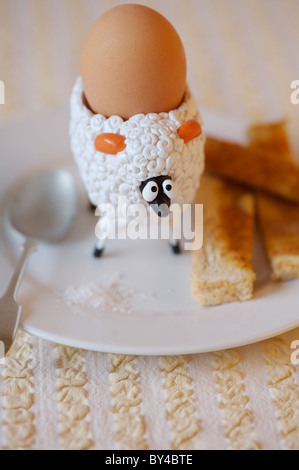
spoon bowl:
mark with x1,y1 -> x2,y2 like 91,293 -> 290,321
0,169 -> 78,356
10,170 -> 78,242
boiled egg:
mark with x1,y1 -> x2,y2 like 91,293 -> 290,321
80,4 -> 187,120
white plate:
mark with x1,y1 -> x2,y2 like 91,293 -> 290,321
0,109 -> 298,355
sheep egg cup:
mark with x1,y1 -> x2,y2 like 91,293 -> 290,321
69,77 -> 205,254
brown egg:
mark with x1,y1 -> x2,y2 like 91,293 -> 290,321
80,4 -> 187,120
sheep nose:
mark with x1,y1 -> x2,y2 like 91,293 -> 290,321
151,200 -> 170,218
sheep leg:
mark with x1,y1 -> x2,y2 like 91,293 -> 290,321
94,238 -> 106,258
93,213 -> 109,258
169,223 -> 181,255
169,237 -> 181,254
89,201 -> 97,212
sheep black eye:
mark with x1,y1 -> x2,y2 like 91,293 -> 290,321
142,181 -> 159,202
162,179 -> 175,199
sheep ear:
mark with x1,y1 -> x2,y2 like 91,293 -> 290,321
94,133 -> 126,154
177,120 -> 202,144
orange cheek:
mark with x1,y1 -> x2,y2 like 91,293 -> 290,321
94,133 -> 126,154
177,120 -> 202,144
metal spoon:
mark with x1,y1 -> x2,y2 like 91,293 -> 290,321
0,170 -> 78,356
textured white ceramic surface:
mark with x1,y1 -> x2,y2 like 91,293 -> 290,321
69,77 -> 206,208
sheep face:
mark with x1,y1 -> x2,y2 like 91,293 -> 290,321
139,176 -> 175,218
70,77 -> 205,213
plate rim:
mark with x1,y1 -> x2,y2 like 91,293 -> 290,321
1,107 -> 299,355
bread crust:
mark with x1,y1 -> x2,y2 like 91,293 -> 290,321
205,137 -> 299,203
192,175 -> 256,306
248,121 -> 299,281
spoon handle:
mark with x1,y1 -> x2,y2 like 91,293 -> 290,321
5,238 -> 38,300
0,239 -> 38,356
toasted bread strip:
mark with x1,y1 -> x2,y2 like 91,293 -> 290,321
248,123 -> 299,281
257,193 -> 299,280
205,137 -> 299,203
192,174 -> 256,306
247,121 -> 291,161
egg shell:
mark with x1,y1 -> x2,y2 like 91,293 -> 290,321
80,4 -> 187,120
